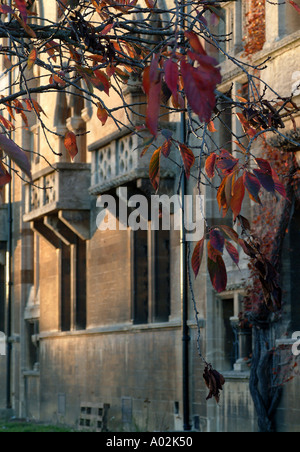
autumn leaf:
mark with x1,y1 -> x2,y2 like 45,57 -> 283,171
253,169 -> 275,193
218,225 -> 239,244
207,120 -> 217,133
289,0 -> 300,13
97,103 -> 108,126
255,158 -> 272,175
243,171 -> 261,204
207,255 -> 227,293
0,115 -> 14,131
149,147 -> 161,191
210,228 -> 225,253
230,176 -> 245,220
91,70 -> 110,95
207,240 -> 222,263
191,237 -> 204,278
161,139 -> 172,158
203,364 -> 225,403
15,0 -> 28,23
205,153 -> 217,178
178,143 -> 195,179
164,59 -> 179,104
145,55 -> 162,137
181,59 -> 221,124
0,134 -> 31,180
64,131 -> 78,161
0,162 -> 11,187
0,5 -> 13,14
271,169 -> 288,199
217,176 -> 229,216
184,31 -> 206,55
225,240 -> 239,266
28,48 -> 37,70
236,112 -> 257,138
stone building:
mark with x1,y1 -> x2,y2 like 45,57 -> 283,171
0,0 -> 299,432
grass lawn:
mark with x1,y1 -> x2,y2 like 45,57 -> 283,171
0,420 -> 74,432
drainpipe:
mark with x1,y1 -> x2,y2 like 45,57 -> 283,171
180,96 -> 191,432
6,0 -> 13,410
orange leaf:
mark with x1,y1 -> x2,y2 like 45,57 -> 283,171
64,131 -> 78,161
184,31 -> 206,55
208,120 -> 217,133
230,176 -> 245,220
205,153 -> 217,178
97,103 -> 108,126
28,47 -> 37,70
178,143 -> 195,179
149,147 -> 161,191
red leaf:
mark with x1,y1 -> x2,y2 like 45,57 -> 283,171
218,225 -> 239,244
0,134 -> 31,180
207,255 -> 227,293
216,151 -> 238,175
207,240 -> 222,263
145,0 -> 155,7
210,228 -> 225,253
0,115 -> 14,131
64,131 -> 78,161
230,176 -> 245,220
225,240 -> 239,265
0,162 -> 11,187
164,59 -> 179,101
161,139 -> 172,158
253,169 -> 275,193
255,158 -> 272,175
184,31 -> 206,55
243,171 -> 261,204
91,70 -> 110,95
181,59 -> 221,124
15,0 -> 27,23
236,112 -> 257,138
289,0 -> 300,13
142,66 -> 151,96
178,143 -> 195,179
144,56 -> 162,137
205,153 -> 217,178
0,5 -> 13,14
191,237 -> 204,278
149,147 -> 161,190
271,169 -> 287,199
100,22 -> 114,36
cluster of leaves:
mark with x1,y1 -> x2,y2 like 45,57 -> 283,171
243,0 -> 266,56
203,364 -> 225,404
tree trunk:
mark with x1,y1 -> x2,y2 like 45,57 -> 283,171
250,327 -> 282,432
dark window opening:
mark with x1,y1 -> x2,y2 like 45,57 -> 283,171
60,238 -> 87,332
133,229 -> 148,325
61,242 -> 71,332
76,238 -> 87,330
133,226 -> 171,325
154,229 -> 170,323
